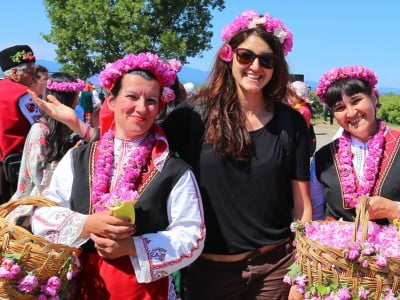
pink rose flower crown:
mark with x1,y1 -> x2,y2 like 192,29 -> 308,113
46,78 -> 85,93
316,65 -> 379,104
218,9 -> 293,62
99,52 -> 181,104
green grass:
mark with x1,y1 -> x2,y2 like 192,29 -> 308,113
388,122 -> 400,131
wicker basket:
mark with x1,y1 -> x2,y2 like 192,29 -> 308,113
296,196 -> 400,299
0,196 -> 81,299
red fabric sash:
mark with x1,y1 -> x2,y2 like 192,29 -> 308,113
75,252 -> 168,300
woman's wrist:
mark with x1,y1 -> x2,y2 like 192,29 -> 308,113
392,202 -> 400,221
80,123 -> 91,140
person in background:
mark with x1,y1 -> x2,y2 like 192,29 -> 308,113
323,103 -> 333,125
79,90 -> 94,125
288,81 -> 312,128
11,72 -> 84,200
30,52 -> 205,299
91,87 -> 103,127
0,45 -> 40,202
74,98 -> 85,122
310,65 -> 400,223
30,64 -> 49,99
183,82 -> 196,99
162,9 -> 311,300
288,81 -> 317,157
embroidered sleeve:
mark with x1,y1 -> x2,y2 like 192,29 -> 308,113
12,123 -> 48,200
130,169 -> 205,283
18,94 -> 42,124
31,207 -> 88,247
310,158 -> 326,220
30,149 -> 90,247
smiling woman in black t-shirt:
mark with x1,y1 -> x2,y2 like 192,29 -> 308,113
162,9 -> 312,300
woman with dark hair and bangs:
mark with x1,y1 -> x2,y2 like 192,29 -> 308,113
11,72 -> 84,200
311,65 -> 400,223
162,10 -> 312,299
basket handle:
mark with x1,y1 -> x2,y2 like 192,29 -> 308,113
0,196 -> 58,218
351,195 -> 370,243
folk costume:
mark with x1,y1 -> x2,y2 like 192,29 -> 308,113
311,65 -> 399,222
0,45 -> 40,202
31,125 -> 205,299
311,124 -> 400,221
0,78 -> 39,161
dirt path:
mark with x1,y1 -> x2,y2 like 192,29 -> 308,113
312,120 -> 340,151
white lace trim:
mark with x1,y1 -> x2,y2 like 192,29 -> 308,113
168,275 -> 177,300
58,213 -> 89,247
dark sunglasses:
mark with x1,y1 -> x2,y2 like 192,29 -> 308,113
234,48 -> 275,69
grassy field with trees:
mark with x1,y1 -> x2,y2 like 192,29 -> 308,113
309,91 -> 400,129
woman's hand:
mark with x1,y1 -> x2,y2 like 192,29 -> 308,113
368,196 -> 400,220
82,210 -> 136,239
91,233 -> 136,259
28,89 -> 92,139
288,285 -> 304,300
28,89 -> 78,125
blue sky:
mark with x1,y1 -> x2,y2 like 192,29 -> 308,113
1,1 -> 400,88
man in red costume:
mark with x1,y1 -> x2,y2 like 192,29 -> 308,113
0,45 -> 41,202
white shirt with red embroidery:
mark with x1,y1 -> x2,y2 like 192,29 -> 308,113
18,93 -> 42,124
11,123 -> 57,200
30,132 -> 205,284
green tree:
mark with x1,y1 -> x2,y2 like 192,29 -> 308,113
43,0 -> 225,78
310,90 -> 323,117
377,93 -> 400,124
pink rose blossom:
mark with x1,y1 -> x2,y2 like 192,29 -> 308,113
282,275 -> 292,285
218,44 -> 234,62
18,274 -> 39,293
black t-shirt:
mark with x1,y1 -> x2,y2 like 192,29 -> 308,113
162,102 -> 310,254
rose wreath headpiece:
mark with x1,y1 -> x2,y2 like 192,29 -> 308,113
316,65 -> 378,104
99,52 -> 181,103
218,9 -> 293,62
46,78 -> 85,93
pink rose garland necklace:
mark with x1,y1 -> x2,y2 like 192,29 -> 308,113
91,129 -> 155,212
337,120 -> 386,208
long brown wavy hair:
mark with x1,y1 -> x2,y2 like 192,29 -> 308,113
199,26 -> 290,161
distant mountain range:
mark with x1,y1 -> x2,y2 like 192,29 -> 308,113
2,60 -> 399,94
